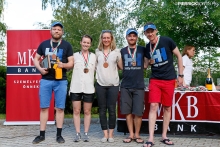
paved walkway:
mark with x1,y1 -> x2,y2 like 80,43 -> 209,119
0,119 -> 219,147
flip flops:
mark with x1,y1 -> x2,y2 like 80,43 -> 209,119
134,138 -> 144,144
143,141 -> 154,147
123,137 -> 133,143
160,139 -> 174,145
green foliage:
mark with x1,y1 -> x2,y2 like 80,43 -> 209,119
41,0 -> 131,51
0,66 -> 6,113
64,70 -> 73,113
0,113 -> 5,119
0,0 -> 6,66
127,0 -> 220,85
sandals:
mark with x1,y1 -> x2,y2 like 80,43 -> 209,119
143,141 -> 154,147
143,138 -> 173,146
123,137 -> 133,143
160,139 -> 174,145
135,138 -> 144,144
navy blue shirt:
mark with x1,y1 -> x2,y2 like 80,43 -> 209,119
120,45 -> 147,89
37,39 -> 73,80
145,36 -> 177,80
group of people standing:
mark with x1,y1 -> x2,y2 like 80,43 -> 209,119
32,21 -> 195,147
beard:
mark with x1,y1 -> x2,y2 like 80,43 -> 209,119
128,40 -> 137,46
51,33 -> 62,41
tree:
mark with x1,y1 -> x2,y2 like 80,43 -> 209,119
41,0 -> 132,51
131,0 -> 220,48
127,0 -> 220,86
0,0 -> 7,66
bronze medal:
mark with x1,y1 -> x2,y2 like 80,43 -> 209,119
84,68 -> 89,73
150,59 -> 155,64
132,61 -> 136,66
103,62 -> 109,68
52,54 -> 57,60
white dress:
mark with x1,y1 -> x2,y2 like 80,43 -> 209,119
182,55 -> 193,86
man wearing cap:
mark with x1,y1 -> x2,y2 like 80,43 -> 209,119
143,22 -> 183,147
32,22 -> 74,144
120,28 -> 147,144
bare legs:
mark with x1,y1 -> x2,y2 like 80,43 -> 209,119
72,101 -> 92,133
123,114 -> 143,142
40,108 -> 48,131
143,103 -> 173,147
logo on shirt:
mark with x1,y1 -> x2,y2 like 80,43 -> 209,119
45,48 -> 64,61
152,47 -> 168,67
124,53 -> 142,66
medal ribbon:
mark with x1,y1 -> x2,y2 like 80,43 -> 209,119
127,46 -> 137,62
150,36 -> 160,58
102,49 -> 110,62
50,39 -> 62,54
81,52 -> 90,68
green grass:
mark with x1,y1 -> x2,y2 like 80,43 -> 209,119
0,114 -> 5,119
65,113 -> 99,118
0,114 -> 99,119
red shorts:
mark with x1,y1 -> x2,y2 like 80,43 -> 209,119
148,79 -> 175,106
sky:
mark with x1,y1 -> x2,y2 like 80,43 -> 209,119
3,0 -> 53,29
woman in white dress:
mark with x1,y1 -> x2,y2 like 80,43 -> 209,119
182,45 -> 195,86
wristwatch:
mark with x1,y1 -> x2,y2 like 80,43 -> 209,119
178,74 -> 184,78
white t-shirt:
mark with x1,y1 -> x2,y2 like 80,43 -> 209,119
95,48 -> 121,86
69,52 -> 96,94
182,55 -> 193,86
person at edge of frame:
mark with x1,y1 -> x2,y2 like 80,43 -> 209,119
32,21 -> 74,144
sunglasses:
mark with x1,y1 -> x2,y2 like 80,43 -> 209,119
102,30 -> 112,33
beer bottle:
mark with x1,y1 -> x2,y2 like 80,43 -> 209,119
53,57 -> 62,79
205,68 -> 212,91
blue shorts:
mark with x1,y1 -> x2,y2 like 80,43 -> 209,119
39,79 -> 68,109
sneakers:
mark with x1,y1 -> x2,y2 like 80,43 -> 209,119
32,136 -> 45,144
56,135 -> 65,143
101,137 -> 107,143
82,132 -> 90,142
32,135 -> 65,144
108,138 -> 114,143
74,133 -> 81,142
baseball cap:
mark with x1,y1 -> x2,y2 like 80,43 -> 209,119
51,22 -> 64,28
126,28 -> 138,36
144,24 -> 156,31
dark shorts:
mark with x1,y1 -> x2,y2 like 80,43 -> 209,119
120,88 -> 145,116
70,92 -> 94,103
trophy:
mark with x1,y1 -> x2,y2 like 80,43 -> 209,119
40,55 -> 51,69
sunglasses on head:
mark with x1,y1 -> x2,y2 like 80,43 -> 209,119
102,30 -> 112,33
